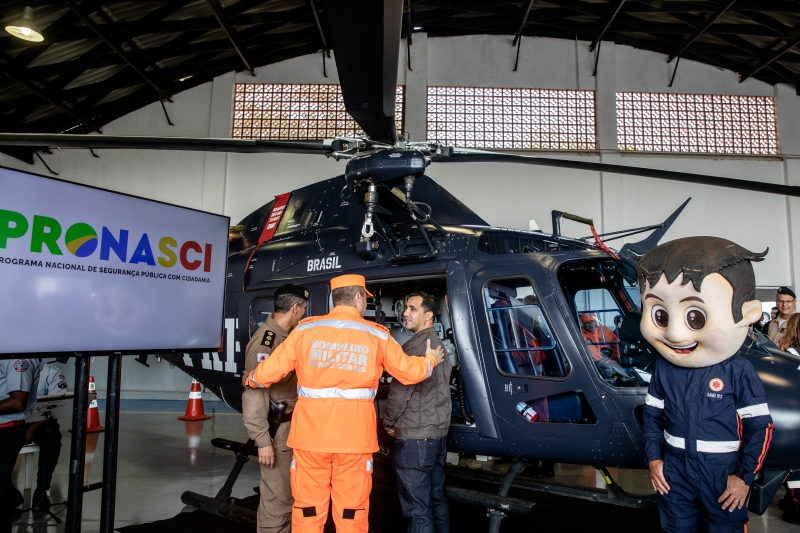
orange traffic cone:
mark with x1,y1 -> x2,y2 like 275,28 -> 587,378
70,376 -> 105,433
86,399 -> 105,433
178,380 -> 212,421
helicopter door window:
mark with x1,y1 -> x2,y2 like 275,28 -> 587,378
250,297 -> 275,336
573,287 -> 650,386
574,288 -> 622,363
250,293 -> 311,336
483,278 -> 569,378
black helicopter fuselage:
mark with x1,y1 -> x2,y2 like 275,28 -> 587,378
163,173 -> 800,473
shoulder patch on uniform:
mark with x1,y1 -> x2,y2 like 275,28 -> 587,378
14,360 -> 29,372
261,329 -> 276,348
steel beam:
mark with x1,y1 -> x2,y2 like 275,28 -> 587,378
62,0 -> 172,100
740,28 -> 800,82
205,0 -> 255,75
309,0 -> 330,54
667,0 -> 737,62
589,0 -> 626,51
99,355 -> 122,533
66,356 -> 90,533
512,0 -> 536,46
0,57 -> 102,132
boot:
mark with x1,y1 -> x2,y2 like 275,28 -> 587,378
782,510 -> 800,525
458,457 -> 482,470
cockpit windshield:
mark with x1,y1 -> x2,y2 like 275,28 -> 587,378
558,260 -> 657,388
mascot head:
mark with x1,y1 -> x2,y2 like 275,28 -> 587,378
636,236 -> 767,368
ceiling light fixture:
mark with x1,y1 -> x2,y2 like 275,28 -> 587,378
5,6 -> 44,42
413,26 -> 422,30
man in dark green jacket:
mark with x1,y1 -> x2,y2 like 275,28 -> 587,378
384,291 -> 452,533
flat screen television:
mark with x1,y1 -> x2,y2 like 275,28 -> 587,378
0,165 -> 229,356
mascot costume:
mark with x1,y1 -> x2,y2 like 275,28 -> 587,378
637,236 -> 773,533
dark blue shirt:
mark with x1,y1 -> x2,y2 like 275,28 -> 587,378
643,350 -> 773,485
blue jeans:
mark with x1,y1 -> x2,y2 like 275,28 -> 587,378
392,437 -> 450,533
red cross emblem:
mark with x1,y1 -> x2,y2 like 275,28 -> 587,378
709,378 -> 724,392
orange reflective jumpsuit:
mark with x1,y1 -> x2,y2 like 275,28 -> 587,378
247,305 -> 438,533
582,326 -> 620,361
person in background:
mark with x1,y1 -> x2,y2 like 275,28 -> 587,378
768,287 -> 796,345
763,306 -> 779,333
760,307 -> 778,338
243,284 -> 309,533
613,315 -> 623,338
384,291 -> 452,533
756,308 -> 777,335
10,363 -> 67,511
0,357 -> 41,533
580,312 -> 620,362
777,313 -> 800,524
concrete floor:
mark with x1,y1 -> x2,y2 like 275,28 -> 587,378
10,406 -> 798,533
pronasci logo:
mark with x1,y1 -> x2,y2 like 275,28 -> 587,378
0,209 -> 213,272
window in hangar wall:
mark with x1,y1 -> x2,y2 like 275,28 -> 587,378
616,92 -> 778,155
232,83 -> 405,140
426,87 -> 597,150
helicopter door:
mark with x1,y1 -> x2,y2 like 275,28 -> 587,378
471,269 -> 612,440
238,282 -> 327,365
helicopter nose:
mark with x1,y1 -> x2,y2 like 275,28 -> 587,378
751,348 -> 800,469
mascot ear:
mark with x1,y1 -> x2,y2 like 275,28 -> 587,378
739,300 -> 763,326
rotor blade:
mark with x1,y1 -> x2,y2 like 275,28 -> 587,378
0,133 -> 329,154
324,0 -> 403,145
436,149 -> 800,198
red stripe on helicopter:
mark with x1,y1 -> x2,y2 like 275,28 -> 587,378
243,192 -> 292,288
258,192 -> 292,243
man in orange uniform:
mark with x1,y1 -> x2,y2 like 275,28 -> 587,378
580,312 -> 620,361
244,274 -> 445,533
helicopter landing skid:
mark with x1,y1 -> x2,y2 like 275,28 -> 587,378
444,463 -> 657,509
181,438 -> 258,527
445,460 -> 534,533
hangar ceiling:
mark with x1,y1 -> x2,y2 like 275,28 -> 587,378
1,0 -> 800,161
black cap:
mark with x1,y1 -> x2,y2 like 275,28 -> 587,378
777,286 -> 796,299
275,284 -> 310,301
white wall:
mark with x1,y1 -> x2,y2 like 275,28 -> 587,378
6,35 -> 799,395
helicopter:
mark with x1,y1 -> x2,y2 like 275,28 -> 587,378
2,0 -> 800,529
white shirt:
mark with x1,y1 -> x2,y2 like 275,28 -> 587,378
0,358 -> 41,424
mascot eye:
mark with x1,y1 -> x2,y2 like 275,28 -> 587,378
684,307 -> 706,330
651,305 -> 669,329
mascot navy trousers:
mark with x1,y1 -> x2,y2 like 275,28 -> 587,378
659,447 -> 748,533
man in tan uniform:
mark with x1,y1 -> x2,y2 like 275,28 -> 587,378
243,283 -> 310,533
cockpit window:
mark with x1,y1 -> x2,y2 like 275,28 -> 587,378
483,277 -> 570,378
558,260 -> 656,388
575,288 -> 622,362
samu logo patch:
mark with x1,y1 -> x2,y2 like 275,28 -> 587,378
709,378 -> 724,392
13,360 -> 29,372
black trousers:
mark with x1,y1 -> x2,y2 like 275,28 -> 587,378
31,419 -> 62,493
0,424 -> 27,533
